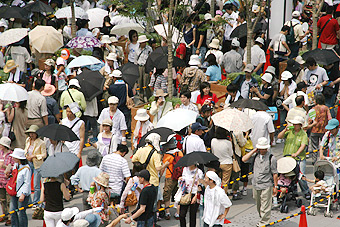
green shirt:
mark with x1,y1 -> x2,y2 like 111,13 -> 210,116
283,129 -> 308,160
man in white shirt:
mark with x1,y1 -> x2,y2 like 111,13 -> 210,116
250,110 -> 275,146
222,3 -> 238,53
203,171 -> 232,227
179,91 -> 199,113
99,144 -> 131,197
243,37 -> 266,75
303,57 -> 329,94
183,122 -> 207,154
282,82 -> 309,111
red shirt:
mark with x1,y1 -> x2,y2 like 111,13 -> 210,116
317,15 -> 340,45
196,93 -> 218,105
176,43 -> 186,59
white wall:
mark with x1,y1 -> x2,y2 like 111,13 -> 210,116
269,0 -> 293,39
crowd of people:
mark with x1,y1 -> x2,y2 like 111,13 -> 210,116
1,0 -> 340,227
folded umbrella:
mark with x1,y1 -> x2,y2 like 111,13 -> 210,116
211,108 -> 253,132
38,152 -> 80,178
87,8 -> 108,30
119,62 -> 140,87
0,6 -> 29,19
24,0 -> 54,13
302,48 -> 340,65
137,127 -> 175,148
77,70 -> 105,101
67,36 -> 102,49
36,124 -> 79,142
29,26 -> 63,53
0,83 -> 28,102
110,23 -> 144,36
156,109 -> 198,131
67,55 -> 102,68
0,28 -> 28,47
229,99 -> 269,111
174,152 -> 218,168
54,6 -> 86,19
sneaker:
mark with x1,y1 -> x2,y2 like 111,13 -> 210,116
273,197 -> 279,208
232,193 -> 242,200
272,140 -> 276,146
276,138 -> 283,144
165,213 -> 171,220
174,213 -> 179,220
242,189 -> 247,196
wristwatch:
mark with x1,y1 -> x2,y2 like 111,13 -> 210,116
275,186 -> 279,189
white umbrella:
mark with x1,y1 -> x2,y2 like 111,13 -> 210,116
154,24 -> 184,44
67,55 -> 102,68
54,6 -> 86,19
110,23 -> 144,36
87,8 -> 108,30
29,26 -> 63,53
156,109 -> 198,131
211,108 -> 253,132
0,28 -> 28,46
0,83 -> 28,102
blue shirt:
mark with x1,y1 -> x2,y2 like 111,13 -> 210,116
70,165 -> 102,191
16,164 -> 31,197
206,65 -> 222,82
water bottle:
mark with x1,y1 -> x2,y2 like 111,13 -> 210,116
131,182 -> 138,191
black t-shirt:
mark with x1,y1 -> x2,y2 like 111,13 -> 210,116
194,22 -> 207,48
326,63 -> 340,93
261,85 -> 274,106
133,185 -> 157,221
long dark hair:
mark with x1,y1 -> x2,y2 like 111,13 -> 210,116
18,101 -> 27,112
128,29 -> 138,42
20,159 -> 28,165
214,127 -> 231,139
206,54 -> 218,67
200,82 -> 212,99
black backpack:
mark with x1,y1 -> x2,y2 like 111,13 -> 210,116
286,21 -> 298,44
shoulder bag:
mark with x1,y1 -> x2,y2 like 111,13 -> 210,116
179,169 -> 198,205
8,108 -> 16,142
125,84 -> 134,109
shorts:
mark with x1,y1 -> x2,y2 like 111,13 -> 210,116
163,178 -> 178,202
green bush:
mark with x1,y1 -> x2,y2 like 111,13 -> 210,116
218,72 -> 262,87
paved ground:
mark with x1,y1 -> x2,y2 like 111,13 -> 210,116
1,142 -> 340,227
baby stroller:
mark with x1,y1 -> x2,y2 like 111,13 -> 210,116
276,156 -> 303,213
307,159 -> 339,218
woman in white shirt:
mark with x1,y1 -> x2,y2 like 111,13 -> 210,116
90,119 -> 118,156
279,71 -> 297,100
126,30 -> 139,63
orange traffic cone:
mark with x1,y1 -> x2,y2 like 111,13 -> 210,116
224,219 -> 231,224
299,205 -> 308,227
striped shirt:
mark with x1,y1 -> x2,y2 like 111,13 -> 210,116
99,153 -> 131,195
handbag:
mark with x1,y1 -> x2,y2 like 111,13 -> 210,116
125,84 -> 134,109
32,207 -> 44,220
124,190 -> 138,207
179,169 -> 198,206
232,154 -> 241,173
8,108 -> 16,142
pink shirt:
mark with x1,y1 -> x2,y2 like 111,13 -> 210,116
42,72 -> 58,85
0,150 -> 13,188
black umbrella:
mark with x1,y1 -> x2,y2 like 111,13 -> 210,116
119,62 -> 140,87
154,55 -> 186,70
77,70 -> 105,101
145,46 -> 169,73
230,22 -> 262,39
38,152 -> 80,178
36,124 -> 79,142
0,6 -> 29,19
137,127 -> 175,148
229,99 -> 269,111
24,1 -> 54,13
302,48 -> 340,65
174,151 -> 218,168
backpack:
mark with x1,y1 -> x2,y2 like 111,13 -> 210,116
6,166 -> 29,196
133,148 -> 156,170
286,21 -> 298,44
167,152 -> 183,180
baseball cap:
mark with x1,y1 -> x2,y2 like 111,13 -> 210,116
108,96 -> 119,104
191,122 -> 208,132
137,169 -> 151,181
201,104 -> 212,113
325,119 -> 339,130
244,64 -> 254,73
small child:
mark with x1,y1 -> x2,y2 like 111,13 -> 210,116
277,173 -> 293,198
302,170 -> 326,195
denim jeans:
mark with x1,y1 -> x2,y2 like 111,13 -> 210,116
28,162 -> 41,204
325,94 -> 337,118
199,204 -> 204,227
137,216 -> 154,227
85,213 -> 101,227
10,195 -> 29,227
192,46 -> 207,64
84,116 -> 99,143
298,159 -> 310,195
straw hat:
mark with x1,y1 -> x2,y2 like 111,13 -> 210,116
277,157 -> 296,174
10,148 -> 26,160
0,137 -> 11,149
3,60 -> 18,73
102,118 -> 113,126
101,35 -> 111,44
137,35 -> 149,43
256,137 -> 270,149
208,38 -> 220,49
134,109 -> 150,121
93,172 -> 110,188
44,59 -> 55,66
188,55 -> 201,66
41,84 -> 56,96
288,116 -> 304,125
25,125 -> 39,134
155,89 -> 168,97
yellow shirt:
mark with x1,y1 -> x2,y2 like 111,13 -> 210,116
132,146 -> 161,186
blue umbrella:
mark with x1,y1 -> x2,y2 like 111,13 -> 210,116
38,152 -> 79,178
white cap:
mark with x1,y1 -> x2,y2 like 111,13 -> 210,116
281,71 -> 293,80
10,148 -> 26,160
69,79 -> 81,88
288,116 -> 305,125
231,38 -> 240,47
188,55 -> 201,66
255,37 -> 264,45
292,11 -> 300,17
204,13 -> 212,20
295,56 -> 305,65
110,70 -> 122,78
108,96 -> 119,104
101,35 -> 111,44
261,73 -> 273,83
73,219 -> 89,227
61,207 -> 79,221
256,137 -> 270,149
56,57 -> 65,66
106,53 -> 117,61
